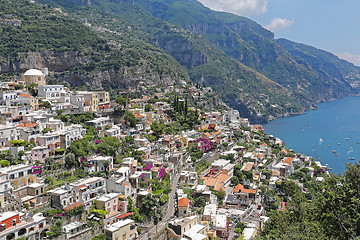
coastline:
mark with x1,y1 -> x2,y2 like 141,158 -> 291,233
262,95 -> 360,174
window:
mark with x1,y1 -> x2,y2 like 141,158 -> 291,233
19,172 -> 24,177
9,174 -> 14,180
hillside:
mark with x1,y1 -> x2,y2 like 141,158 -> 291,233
0,0 -> 190,92
134,0 -> 360,103
37,0 -> 311,122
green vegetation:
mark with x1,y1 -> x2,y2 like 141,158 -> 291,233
195,159 -> 210,175
92,235 -> 106,240
135,0 -> 360,121
258,162 -> 360,240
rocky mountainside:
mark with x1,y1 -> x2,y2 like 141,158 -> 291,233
37,0 -> 312,122
0,0 -> 190,92
134,0 -> 360,104
3,0 -> 359,122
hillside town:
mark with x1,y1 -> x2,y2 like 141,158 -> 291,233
0,69 -> 330,240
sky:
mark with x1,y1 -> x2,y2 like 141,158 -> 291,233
197,0 -> 360,66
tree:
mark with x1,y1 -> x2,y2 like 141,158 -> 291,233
159,194 -> 168,205
124,111 -> 138,127
47,220 -> 63,239
14,84 -> 24,90
145,134 -> 157,142
17,150 -> 25,160
42,127 -> 52,134
150,121 -> 165,138
145,103 -> 152,112
215,188 -> 226,201
230,176 -> 240,185
74,169 -> 87,178
45,157 -> 55,170
141,195 -> 159,217
194,196 -> 206,208
115,97 -> 127,106
262,170 -> 273,179
65,153 -> 75,168
43,101 -> 52,109
0,160 -> 10,167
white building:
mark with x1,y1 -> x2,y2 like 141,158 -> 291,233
38,85 -> 66,100
86,156 -> 113,173
86,117 -> 112,129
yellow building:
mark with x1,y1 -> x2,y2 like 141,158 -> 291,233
83,92 -> 98,112
105,219 -> 137,240
22,69 -> 46,86
97,91 -> 110,110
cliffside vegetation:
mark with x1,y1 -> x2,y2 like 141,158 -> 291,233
2,0 -> 360,122
0,0 -> 190,91
258,162 -> 360,240
37,0 -> 309,122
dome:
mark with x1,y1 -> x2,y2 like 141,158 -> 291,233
23,69 -> 44,76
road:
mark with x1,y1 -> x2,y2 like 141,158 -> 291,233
143,167 -> 181,239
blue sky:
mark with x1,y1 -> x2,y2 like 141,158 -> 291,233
197,0 -> 360,65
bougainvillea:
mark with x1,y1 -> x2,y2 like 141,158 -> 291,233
190,137 -> 214,153
31,166 -> 43,175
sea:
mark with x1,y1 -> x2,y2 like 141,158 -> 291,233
262,96 -> 360,174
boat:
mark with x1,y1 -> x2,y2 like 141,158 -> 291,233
357,142 -> 359,144
313,150 -> 316,153
332,150 -> 338,156
345,138 -> 350,140
349,157 -> 355,160
328,145 -> 331,147
338,143 -> 341,145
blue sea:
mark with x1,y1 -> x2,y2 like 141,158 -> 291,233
263,96 -> 360,174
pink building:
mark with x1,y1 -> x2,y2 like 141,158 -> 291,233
29,133 -> 61,153
29,146 -> 49,163
96,193 -> 120,218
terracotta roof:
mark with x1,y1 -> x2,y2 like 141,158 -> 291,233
272,170 -> 281,176
214,182 -> 223,191
118,212 -> 133,219
130,99 -> 143,102
218,174 -> 231,183
282,157 -> 293,165
16,123 -> 38,128
203,177 -> 217,187
241,189 -> 257,194
134,113 -> 144,118
19,93 -> 32,98
178,197 -> 190,207
234,184 -> 244,193
243,162 -> 254,172
64,202 -> 83,211
214,132 -> 221,135
204,132 -> 211,137
258,154 -> 263,159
